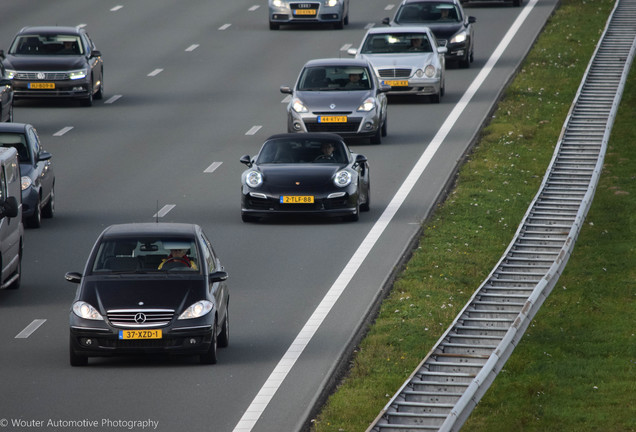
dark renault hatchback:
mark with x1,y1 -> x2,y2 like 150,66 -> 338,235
2,26 -> 104,106
65,223 -> 230,366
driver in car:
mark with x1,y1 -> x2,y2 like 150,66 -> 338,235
158,248 -> 198,270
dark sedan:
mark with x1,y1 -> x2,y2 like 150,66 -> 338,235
0,60 -> 14,122
240,133 -> 370,222
384,0 -> 476,68
65,223 -> 230,366
2,25 -> 103,106
0,122 -> 54,228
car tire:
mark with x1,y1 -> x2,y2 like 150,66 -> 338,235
370,126 -> 382,144
218,305 -> 229,348
269,22 -> 279,30
42,184 -> 55,219
69,336 -> 88,366
360,185 -> 370,212
81,81 -> 93,107
27,197 -> 42,228
345,202 -> 360,222
94,73 -> 104,100
335,17 -> 344,30
431,92 -> 441,104
241,212 -> 258,223
6,250 -> 21,290
200,320 -> 218,365
381,115 -> 388,137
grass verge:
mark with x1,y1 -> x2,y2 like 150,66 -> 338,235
310,0 -> 634,430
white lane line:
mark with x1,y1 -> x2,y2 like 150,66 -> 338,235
219,23 -> 232,30
154,204 -> 175,218
105,94 -> 122,104
364,23 -> 375,30
340,43 -> 352,51
111,5 -> 123,11
15,319 -> 46,339
385,4 -> 395,10
232,0 -> 539,430
204,162 -> 223,173
77,23 -> 87,28
148,69 -> 164,77
53,127 -> 73,136
249,5 -> 260,11
245,125 -> 262,135
185,44 -> 200,52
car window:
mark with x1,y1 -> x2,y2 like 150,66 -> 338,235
91,237 -> 200,273
362,33 -> 433,54
9,34 -> 84,55
0,133 -> 30,163
256,138 -> 348,164
396,3 -> 460,23
298,66 -> 371,91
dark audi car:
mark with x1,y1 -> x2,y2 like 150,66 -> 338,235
0,123 -> 55,228
2,26 -> 104,106
240,133 -> 370,222
65,223 -> 230,366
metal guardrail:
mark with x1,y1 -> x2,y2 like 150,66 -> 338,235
367,0 -> 636,430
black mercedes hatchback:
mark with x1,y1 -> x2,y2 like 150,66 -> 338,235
1,26 -> 104,106
65,223 -> 230,366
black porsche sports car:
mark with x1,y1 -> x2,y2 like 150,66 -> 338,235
65,223 -> 230,366
240,133 -> 370,222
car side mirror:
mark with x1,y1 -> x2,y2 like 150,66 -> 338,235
437,46 -> 448,55
468,16 -> 476,24
38,151 -> 52,162
240,155 -> 252,167
347,48 -> 357,56
0,196 -> 19,219
355,154 -> 367,165
209,270 -> 228,283
90,50 -> 102,58
280,86 -> 292,94
379,84 -> 391,93
0,50 -> 5,59
382,17 -> 390,25
65,272 -> 82,284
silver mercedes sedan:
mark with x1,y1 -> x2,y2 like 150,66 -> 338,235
280,58 -> 389,144
348,26 -> 447,103
268,0 -> 350,30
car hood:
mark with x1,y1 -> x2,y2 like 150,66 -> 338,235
294,89 -> 373,112
259,164 -> 343,188
81,278 -> 205,313
19,162 -> 35,178
4,54 -> 86,71
426,23 -> 465,39
359,52 -> 439,69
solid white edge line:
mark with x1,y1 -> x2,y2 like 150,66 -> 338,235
232,2 -> 538,430
15,319 -> 47,339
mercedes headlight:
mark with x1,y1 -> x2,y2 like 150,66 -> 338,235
21,176 -> 32,191
178,300 -> 213,319
424,65 -> 436,78
245,170 -> 263,188
357,97 -> 376,112
72,301 -> 104,320
334,170 -> 352,187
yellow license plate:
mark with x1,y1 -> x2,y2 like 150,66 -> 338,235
29,82 -> 55,89
294,9 -> 317,15
383,80 -> 409,87
319,116 -> 347,123
280,196 -> 314,204
119,329 -> 162,340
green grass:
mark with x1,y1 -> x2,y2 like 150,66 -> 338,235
310,0 -> 635,430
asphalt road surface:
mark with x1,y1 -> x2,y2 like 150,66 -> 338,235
0,1 -> 558,431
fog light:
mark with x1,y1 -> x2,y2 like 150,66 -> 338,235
364,122 -> 374,130
189,338 -> 198,345
293,123 -> 302,131
73,86 -> 85,92
81,338 -> 93,346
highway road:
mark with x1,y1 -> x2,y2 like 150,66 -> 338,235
0,1 -> 558,431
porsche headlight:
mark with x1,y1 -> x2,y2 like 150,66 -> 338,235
424,65 -> 436,78
21,176 -> 32,191
178,300 -> 213,319
450,31 -> 467,44
245,170 -> 263,188
334,170 -> 352,187
357,97 -> 376,112
292,98 -> 308,113
72,301 -> 104,320
68,68 -> 88,80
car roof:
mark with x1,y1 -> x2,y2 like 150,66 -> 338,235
0,123 -> 29,134
303,58 -> 372,68
17,26 -> 83,36
265,132 -> 346,142
100,223 -> 201,238
366,26 -> 433,35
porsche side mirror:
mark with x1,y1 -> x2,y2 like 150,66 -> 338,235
382,17 -> 390,25
240,155 -> 252,167
355,154 -> 367,165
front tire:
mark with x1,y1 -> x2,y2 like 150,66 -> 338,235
218,306 -> 229,348
42,184 -> 55,219
200,320 -> 218,364
26,197 -> 41,228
